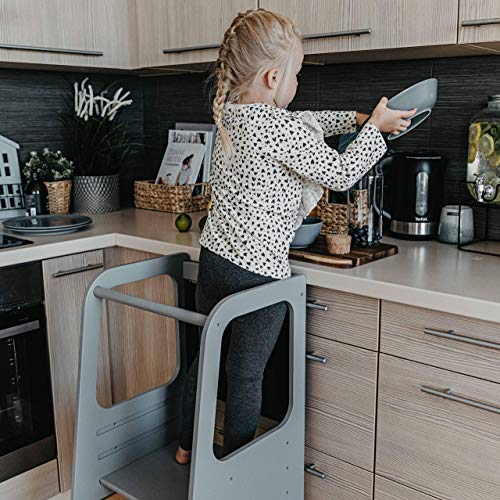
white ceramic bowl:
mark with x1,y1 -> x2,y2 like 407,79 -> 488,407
387,78 -> 438,140
290,217 -> 323,249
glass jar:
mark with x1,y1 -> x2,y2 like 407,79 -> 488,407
467,95 -> 500,203
348,167 -> 384,248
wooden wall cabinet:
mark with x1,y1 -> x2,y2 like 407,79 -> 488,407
459,0 -> 500,46
0,0 -> 137,70
259,0 -> 459,57
136,0 -> 257,68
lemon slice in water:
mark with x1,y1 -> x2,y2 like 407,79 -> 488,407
478,133 -> 495,156
469,123 -> 481,145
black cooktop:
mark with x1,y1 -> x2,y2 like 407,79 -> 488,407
0,233 -> 33,249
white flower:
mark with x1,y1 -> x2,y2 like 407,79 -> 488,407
30,151 -> 37,157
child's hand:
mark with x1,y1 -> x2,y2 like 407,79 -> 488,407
368,97 -> 417,135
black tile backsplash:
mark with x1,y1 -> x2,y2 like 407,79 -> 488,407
1,54 -> 499,233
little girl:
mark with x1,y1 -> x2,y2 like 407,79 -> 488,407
177,8 -> 415,464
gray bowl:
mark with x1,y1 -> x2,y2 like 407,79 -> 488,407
387,78 -> 438,141
290,217 -> 323,249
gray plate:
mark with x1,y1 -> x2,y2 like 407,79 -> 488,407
2,214 -> 92,234
387,78 -> 438,140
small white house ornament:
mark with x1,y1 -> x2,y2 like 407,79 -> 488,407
0,134 -> 24,219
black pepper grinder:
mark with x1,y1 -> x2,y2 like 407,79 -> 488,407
24,170 -> 49,216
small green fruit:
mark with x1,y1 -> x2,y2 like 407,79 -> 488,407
199,215 -> 208,232
175,213 -> 192,232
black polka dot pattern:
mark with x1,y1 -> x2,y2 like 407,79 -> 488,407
200,103 -> 387,279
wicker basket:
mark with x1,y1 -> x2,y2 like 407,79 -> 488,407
316,189 -> 349,234
316,189 -> 369,234
44,179 -> 72,214
134,180 -> 211,214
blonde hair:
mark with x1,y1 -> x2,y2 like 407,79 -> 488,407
212,9 -> 302,157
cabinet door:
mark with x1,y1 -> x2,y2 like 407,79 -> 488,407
305,447 -> 373,500
306,335 -> 377,471
93,0 -> 138,69
260,0 -> 458,55
137,0 -> 257,67
377,354 -> 500,500
42,250 -> 111,492
103,247 -> 178,404
459,0 -> 500,44
375,476 -> 435,500
0,0 -> 102,67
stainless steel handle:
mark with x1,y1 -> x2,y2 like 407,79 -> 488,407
421,386 -> 500,415
53,263 -> 104,278
305,464 -> 327,479
163,43 -> 220,54
424,328 -> 500,351
462,18 -> 500,27
303,28 -> 371,40
306,301 -> 328,312
0,43 -> 103,56
162,28 -> 371,54
306,351 -> 327,364
0,320 -> 40,341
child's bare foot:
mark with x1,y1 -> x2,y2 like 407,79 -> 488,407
175,446 -> 191,465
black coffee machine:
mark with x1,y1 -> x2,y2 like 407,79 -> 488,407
380,151 -> 446,240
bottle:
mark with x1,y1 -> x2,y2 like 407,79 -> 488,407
467,95 -> 500,203
24,170 -> 49,216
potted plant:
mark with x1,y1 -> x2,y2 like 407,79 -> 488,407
23,148 -> 74,214
60,78 -> 134,213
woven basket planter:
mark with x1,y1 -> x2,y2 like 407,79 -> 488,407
134,180 -> 210,214
73,174 -> 120,214
316,189 -> 369,234
43,179 -> 72,214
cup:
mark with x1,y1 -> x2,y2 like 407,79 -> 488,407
438,205 -> 474,245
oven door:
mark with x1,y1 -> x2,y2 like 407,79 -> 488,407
0,303 -> 56,482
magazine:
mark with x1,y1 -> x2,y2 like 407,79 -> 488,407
155,130 -> 206,187
175,123 -> 216,183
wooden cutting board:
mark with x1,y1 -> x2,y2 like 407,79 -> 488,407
289,234 -> 398,268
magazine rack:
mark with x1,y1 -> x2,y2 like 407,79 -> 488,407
71,252 -> 306,500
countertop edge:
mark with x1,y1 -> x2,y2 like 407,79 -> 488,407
1,230 -> 498,324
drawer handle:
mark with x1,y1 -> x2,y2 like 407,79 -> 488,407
462,18 -> 500,27
303,28 -> 372,40
0,43 -> 103,56
421,386 -> 500,415
305,464 -> 327,479
306,301 -> 328,312
306,351 -> 327,364
423,327 -> 500,351
53,263 -> 104,278
163,43 -> 220,54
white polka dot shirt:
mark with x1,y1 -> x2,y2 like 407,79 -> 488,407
200,103 -> 387,279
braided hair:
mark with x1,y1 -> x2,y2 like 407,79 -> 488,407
212,9 -> 301,158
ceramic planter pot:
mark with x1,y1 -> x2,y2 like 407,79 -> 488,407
72,174 -> 120,213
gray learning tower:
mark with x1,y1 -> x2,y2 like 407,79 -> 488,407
71,252 -> 306,500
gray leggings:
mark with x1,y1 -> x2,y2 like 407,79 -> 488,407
179,246 -> 287,456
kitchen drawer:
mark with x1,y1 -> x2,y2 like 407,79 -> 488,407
305,447 -> 373,500
381,301 -> 500,383
307,286 -> 379,350
377,354 -> 500,500
375,475 -> 434,500
306,335 -> 377,471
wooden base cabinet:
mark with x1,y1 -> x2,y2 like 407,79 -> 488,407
43,247 -> 178,493
0,460 -> 59,500
377,354 -> 500,500
305,447 -> 373,500
374,476 -> 434,500
306,335 -> 377,471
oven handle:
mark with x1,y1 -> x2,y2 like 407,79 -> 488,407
0,320 -> 40,340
